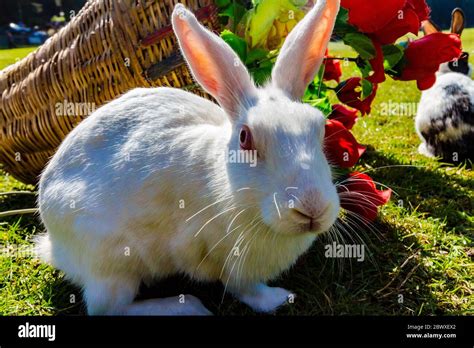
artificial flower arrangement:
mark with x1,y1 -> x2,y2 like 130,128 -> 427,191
215,0 -> 462,221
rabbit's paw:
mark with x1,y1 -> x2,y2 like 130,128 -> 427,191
418,143 -> 435,158
120,295 -> 213,315
232,283 -> 293,313
178,295 -> 214,316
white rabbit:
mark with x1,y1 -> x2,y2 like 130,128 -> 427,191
416,8 -> 474,164
36,0 -> 341,315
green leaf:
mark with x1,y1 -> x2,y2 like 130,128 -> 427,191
383,44 -> 408,77
245,48 -> 270,65
290,0 -> 308,6
221,29 -> 248,62
355,58 -> 372,79
361,79 -> 373,100
247,0 -> 282,47
386,55 -> 408,78
334,7 -> 358,36
382,44 -> 404,70
305,96 -> 332,116
219,3 -> 247,28
343,33 -> 376,60
303,79 -> 331,116
215,0 -> 231,8
249,65 -> 273,85
315,74 -> 328,98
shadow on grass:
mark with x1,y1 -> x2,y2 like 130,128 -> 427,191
46,274 -> 85,316
361,147 -> 473,234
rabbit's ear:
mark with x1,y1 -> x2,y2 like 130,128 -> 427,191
271,0 -> 340,100
422,20 -> 441,35
172,4 -> 257,120
451,8 -> 465,35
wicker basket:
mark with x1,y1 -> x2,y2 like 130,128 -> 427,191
0,0 -> 220,185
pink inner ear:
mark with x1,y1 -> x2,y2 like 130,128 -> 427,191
302,5 -> 337,82
179,25 -> 220,95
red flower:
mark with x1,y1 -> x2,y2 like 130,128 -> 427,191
396,33 -> 462,90
371,5 -> 420,45
341,0 -> 407,33
337,77 -> 378,116
338,172 -> 392,221
324,119 -> 366,168
343,0 -> 430,45
407,0 -> 430,22
329,104 -> 359,130
323,55 -> 342,83
367,40 -> 386,83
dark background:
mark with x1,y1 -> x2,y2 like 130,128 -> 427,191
0,0 -> 472,29
427,0 -> 473,28
0,0 -> 87,28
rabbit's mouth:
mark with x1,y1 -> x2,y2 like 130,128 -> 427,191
288,199 -> 339,234
289,207 -> 324,233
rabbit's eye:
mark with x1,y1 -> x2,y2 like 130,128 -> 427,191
240,125 -> 254,151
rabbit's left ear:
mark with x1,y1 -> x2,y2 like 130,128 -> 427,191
172,4 -> 257,120
451,8 -> 465,35
272,0 -> 340,101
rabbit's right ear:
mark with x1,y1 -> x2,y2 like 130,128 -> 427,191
451,8 -> 465,35
422,20 -> 441,35
172,4 -> 257,120
272,0 -> 340,101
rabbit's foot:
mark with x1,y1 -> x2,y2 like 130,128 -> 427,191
84,278 -> 212,315
119,295 -> 213,316
231,283 -> 293,313
418,143 -> 435,158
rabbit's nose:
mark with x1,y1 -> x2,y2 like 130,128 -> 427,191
290,207 -> 314,222
290,203 -> 331,222
290,188 -> 329,214
289,208 -> 320,231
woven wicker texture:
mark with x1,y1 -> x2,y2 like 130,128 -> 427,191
0,0 -> 220,184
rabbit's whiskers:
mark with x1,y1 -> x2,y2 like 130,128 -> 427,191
194,208 -> 248,273
185,196 -> 234,222
193,206 -> 237,237
273,192 -> 282,219
219,214 -> 262,299
222,222 -> 265,302
185,187 -> 251,223
235,220 -> 266,290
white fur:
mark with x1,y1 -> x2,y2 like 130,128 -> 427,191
416,72 -> 474,156
37,0 -> 341,315
416,11 -> 474,158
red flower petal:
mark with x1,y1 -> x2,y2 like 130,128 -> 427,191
323,56 -> 343,83
341,0 -> 407,33
371,6 -> 420,45
324,120 -> 366,168
396,33 -> 462,90
407,0 -> 430,22
338,172 -> 392,221
328,104 -> 359,130
337,77 -> 378,116
367,40 -> 386,83
416,74 -> 437,90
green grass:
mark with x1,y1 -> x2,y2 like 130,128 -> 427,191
0,30 -> 473,316
0,47 -> 37,70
